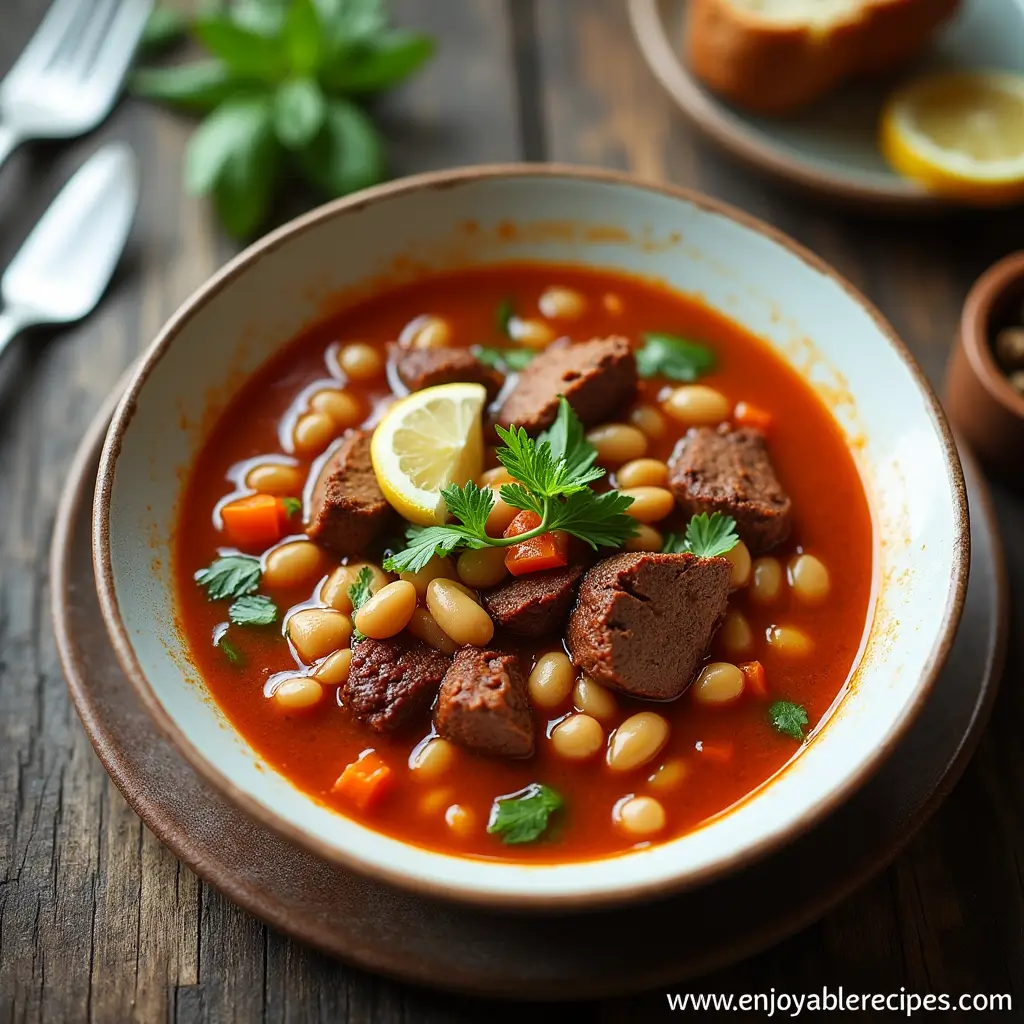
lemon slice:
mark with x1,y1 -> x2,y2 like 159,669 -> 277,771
880,72 -> 1024,205
371,382 -> 486,526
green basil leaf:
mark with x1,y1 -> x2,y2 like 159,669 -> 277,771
297,97 -> 384,197
130,61 -> 251,113
140,6 -> 187,55
322,30 -> 434,94
231,0 -> 289,37
274,78 -> 326,149
315,0 -> 386,40
193,14 -> 286,79
212,122 -> 281,239
185,96 -> 274,195
284,0 -> 323,75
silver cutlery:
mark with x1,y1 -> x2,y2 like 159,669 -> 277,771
0,142 -> 139,357
0,0 -> 154,171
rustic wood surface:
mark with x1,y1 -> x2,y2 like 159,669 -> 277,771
1,1 -> 1023,1020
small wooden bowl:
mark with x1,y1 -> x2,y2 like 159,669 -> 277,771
945,252 -> 1024,482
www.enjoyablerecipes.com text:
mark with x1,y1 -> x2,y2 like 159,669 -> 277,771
664,987 -> 1013,1016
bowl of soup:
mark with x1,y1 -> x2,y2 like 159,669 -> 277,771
93,166 -> 968,909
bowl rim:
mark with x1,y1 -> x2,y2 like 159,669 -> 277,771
626,0 -> 947,213
960,250 -> 1024,419
92,162 -> 970,910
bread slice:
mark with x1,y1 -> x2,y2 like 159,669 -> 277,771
684,0 -> 961,115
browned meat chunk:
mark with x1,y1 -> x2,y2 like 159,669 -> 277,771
667,425 -> 792,554
434,648 -> 533,758
566,552 -> 730,700
396,347 -> 505,400
482,564 -> 586,638
493,336 -> 638,434
305,429 -> 394,557
344,636 -> 450,733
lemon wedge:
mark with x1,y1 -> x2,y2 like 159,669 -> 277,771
880,72 -> 1024,205
371,382 -> 486,526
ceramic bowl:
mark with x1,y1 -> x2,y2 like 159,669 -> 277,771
93,166 -> 968,910
944,250 -> 1024,483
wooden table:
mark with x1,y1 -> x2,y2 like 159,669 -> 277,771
2,1 -> 1023,1020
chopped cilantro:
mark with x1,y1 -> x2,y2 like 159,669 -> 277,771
636,332 -> 715,382
487,783 -> 563,844
228,594 -> 278,627
348,565 -> 375,642
768,701 -> 809,742
215,635 -> 245,666
474,346 -> 535,372
195,554 -> 261,601
280,496 -> 302,518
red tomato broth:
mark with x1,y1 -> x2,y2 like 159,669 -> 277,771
173,263 -> 873,862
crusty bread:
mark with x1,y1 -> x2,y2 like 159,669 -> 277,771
685,0 -> 961,115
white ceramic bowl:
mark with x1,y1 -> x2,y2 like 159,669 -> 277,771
94,166 -> 968,910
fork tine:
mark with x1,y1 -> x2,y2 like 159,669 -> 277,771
0,0 -> 84,84
83,0 -> 154,94
59,0 -> 120,78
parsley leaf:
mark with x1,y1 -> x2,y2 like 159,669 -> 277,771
474,346 -> 535,372
662,513 -> 739,558
768,701 -> 810,742
496,298 -> 515,338
547,488 -> 638,549
495,420 -> 602,498
347,565 -> 376,641
196,554 -> 261,601
487,784 -> 563,845
280,496 -> 302,518
440,481 -> 494,537
229,594 -> 278,626
382,525 -> 475,574
539,396 -> 601,484
636,332 -> 715,382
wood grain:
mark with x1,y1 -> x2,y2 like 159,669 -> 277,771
1,0 -> 1023,1020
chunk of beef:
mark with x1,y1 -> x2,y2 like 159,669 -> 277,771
492,336 -> 638,434
305,429 -> 394,557
566,552 -> 730,700
482,564 -> 585,638
434,648 -> 533,758
667,425 -> 791,554
396,347 -> 505,401
344,636 -> 450,733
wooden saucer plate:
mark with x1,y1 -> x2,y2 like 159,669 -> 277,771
628,0 -> 1024,212
51,386 -> 1008,1000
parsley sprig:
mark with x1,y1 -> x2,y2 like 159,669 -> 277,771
487,783 -> 563,844
662,512 -> 739,559
383,399 -> 639,574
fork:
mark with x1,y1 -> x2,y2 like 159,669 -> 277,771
0,0 -> 154,171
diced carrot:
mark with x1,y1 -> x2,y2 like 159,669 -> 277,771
734,401 -> 773,433
332,749 -> 394,812
697,740 -> 735,764
739,660 -> 769,699
221,493 -> 284,548
503,510 -> 570,575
